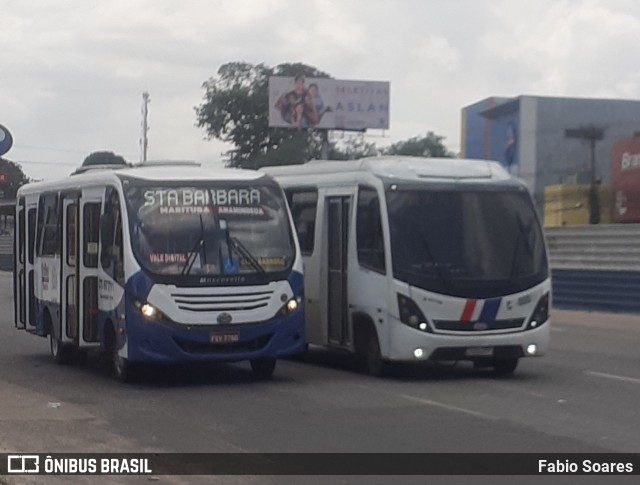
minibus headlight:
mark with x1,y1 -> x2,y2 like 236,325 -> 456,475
134,300 -> 163,321
279,296 -> 302,316
397,294 -> 431,332
527,292 -> 549,330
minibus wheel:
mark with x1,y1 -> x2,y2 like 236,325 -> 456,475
50,333 -> 73,365
105,323 -> 132,382
46,311 -> 73,365
250,358 -> 276,380
363,330 -> 388,377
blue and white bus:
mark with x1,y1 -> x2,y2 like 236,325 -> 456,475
264,157 -> 550,376
14,161 -> 304,381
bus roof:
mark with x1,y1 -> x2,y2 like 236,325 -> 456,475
261,156 -> 514,184
17,162 -> 269,196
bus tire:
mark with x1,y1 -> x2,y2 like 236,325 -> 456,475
250,358 -> 276,380
363,328 -> 388,377
105,323 -> 133,382
493,358 -> 519,376
49,333 -> 73,365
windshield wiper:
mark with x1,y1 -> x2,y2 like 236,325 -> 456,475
181,215 -> 206,276
416,232 -> 450,293
509,214 -> 534,281
228,236 -> 266,274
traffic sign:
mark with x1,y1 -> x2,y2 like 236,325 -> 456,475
0,124 -> 13,156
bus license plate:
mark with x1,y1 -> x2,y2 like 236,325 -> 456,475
210,332 -> 239,344
465,347 -> 494,357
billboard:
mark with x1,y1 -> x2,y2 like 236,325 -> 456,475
268,76 -> 389,131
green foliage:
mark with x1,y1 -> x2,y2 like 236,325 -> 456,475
0,157 -> 30,199
196,62 -> 455,168
383,132 -> 454,158
329,135 -> 380,160
196,62 -> 331,169
82,151 -> 128,167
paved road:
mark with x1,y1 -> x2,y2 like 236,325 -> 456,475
0,271 -> 638,484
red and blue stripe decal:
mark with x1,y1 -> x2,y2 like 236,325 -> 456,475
460,298 -> 502,323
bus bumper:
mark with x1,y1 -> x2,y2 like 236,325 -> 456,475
387,317 -> 551,363
124,310 -> 305,364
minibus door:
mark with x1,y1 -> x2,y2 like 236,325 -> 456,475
78,199 -> 102,345
14,199 -> 26,329
327,196 -> 351,347
60,196 -> 79,346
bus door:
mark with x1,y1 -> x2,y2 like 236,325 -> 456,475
78,198 -> 102,345
16,198 -> 38,331
14,198 -> 25,329
326,195 -> 351,347
60,195 -> 79,347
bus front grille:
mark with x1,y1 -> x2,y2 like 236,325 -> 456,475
171,290 -> 274,313
432,318 -> 525,332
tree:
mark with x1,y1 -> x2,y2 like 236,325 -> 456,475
196,62 -> 331,169
383,132 -> 454,158
82,151 -> 129,167
0,157 -> 30,200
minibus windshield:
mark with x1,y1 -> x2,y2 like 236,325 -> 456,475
386,187 -> 548,298
124,180 -> 294,278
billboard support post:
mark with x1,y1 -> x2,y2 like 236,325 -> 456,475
320,130 -> 329,160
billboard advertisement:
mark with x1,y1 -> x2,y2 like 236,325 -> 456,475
268,76 -> 389,131
611,135 -> 640,223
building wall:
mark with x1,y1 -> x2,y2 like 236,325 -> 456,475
462,95 -> 640,214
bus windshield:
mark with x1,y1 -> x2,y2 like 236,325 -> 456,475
386,187 -> 548,298
124,180 -> 294,278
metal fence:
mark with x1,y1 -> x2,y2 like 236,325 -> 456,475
546,224 -> 640,313
0,233 -> 13,272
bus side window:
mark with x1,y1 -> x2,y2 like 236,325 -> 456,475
100,188 -> 124,284
37,193 -> 61,257
356,186 -> 386,274
286,188 -> 318,256
27,209 -> 36,265
83,203 -> 101,268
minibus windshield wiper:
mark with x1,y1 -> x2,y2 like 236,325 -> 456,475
181,215 -> 206,276
416,232 -> 450,292
227,236 -> 265,274
509,214 -> 534,281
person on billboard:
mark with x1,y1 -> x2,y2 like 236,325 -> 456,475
304,83 -> 331,126
275,75 -> 308,125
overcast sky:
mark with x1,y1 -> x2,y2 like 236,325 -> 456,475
3,0 -> 640,181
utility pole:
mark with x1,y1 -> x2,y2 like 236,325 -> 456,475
140,92 -> 150,162
565,124 -> 604,224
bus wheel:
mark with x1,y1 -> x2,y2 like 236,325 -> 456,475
250,358 -> 276,380
363,330 -> 387,377
112,352 -> 132,382
105,325 -> 132,382
493,358 -> 519,376
50,334 -> 73,365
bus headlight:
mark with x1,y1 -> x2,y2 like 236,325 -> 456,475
279,296 -> 302,316
397,294 -> 431,332
134,300 -> 163,321
527,292 -> 549,330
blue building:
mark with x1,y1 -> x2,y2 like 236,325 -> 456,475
461,95 -> 640,207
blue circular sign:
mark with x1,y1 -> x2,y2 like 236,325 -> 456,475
0,124 -> 14,156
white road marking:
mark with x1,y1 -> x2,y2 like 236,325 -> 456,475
585,370 -> 640,385
398,393 -> 499,420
